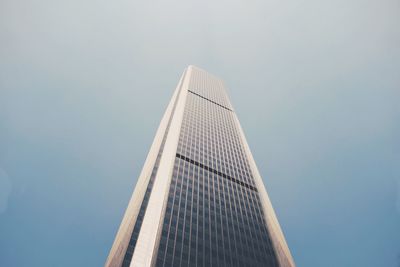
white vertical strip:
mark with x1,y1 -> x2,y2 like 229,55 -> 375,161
105,70 -> 185,267
232,114 -> 296,267
130,67 -> 192,267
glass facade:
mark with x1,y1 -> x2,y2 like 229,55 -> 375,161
108,66 -> 294,267
154,74 -> 279,266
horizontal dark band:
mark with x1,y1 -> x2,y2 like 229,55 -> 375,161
188,90 -> 233,112
176,153 -> 257,192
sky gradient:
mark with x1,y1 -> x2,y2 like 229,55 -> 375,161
1,0 -> 399,266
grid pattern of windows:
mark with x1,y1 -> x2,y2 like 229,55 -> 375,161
187,68 -> 233,110
155,80 -> 279,266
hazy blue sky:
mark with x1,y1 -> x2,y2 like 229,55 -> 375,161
1,0 -> 399,266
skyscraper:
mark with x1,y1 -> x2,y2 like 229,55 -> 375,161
106,66 -> 295,267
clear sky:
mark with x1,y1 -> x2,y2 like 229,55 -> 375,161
1,0 -> 399,266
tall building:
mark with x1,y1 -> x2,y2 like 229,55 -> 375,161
106,66 -> 295,267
